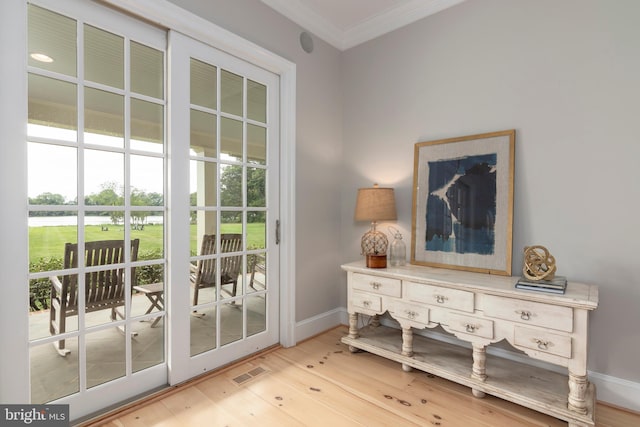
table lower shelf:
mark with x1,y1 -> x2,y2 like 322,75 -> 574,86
341,325 -> 595,427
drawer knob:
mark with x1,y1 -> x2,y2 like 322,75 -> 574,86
534,338 -> 550,350
516,310 -> 532,321
435,295 -> 448,304
370,282 -> 381,290
465,323 -> 477,333
363,300 -> 371,308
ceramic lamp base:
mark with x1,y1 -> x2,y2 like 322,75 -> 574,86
366,254 -> 387,268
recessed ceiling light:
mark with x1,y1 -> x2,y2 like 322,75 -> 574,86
30,52 -> 54,63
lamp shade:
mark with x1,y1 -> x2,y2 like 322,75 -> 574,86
354,185 -> 397,222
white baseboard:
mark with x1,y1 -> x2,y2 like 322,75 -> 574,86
294,307 -> 346,342
295,307 -> 640,412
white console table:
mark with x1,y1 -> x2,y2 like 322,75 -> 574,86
341,261 -> 599,427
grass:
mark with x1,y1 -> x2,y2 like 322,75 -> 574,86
28,223 -> 266,263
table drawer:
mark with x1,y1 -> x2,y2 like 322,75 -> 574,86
447,312 -> 494,339
351,292 -> 383,313
405,281 -> 474,312
514,326 -> 572,359
352,273 -> 401,297
484,295 -> 573,332
390,301 -> 430,326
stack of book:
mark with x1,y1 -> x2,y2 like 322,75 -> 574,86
515,276 -> 567,294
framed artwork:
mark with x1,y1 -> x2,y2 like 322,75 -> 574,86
411,130 -> 515,275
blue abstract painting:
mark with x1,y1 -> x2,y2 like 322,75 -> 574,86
425,153 -> 497,255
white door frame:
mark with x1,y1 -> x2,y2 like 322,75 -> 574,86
0,0 -> 296,409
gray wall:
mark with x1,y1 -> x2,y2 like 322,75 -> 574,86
341,0 -> 640,384
169,0 -> 640,388
166,0 -> 345,323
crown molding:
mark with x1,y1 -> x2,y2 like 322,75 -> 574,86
262,0 -> 465,51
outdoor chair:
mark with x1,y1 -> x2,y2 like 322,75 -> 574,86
190,234 -> 242,310
49,239 -> 139,356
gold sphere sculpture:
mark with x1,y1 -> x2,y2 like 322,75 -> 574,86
522,245 -> 557,281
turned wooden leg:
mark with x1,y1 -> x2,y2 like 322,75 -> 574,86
401,327 -> 413,372
401,328 -> 413,357
471,344 -> 487,398
348,312 -> 359,339
568,372 -> 589,414
370,314 -> 380,328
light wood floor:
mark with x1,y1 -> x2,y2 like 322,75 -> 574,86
84,326 -> 639,427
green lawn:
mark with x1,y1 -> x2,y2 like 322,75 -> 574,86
28,223 -> 266,263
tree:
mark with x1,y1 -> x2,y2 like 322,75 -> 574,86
29,192 -> 67,205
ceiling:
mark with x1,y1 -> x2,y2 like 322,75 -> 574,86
261,0 -> 465,51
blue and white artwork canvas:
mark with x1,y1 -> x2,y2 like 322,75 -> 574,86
411,130 -> 514,275
425,153 -> 497,255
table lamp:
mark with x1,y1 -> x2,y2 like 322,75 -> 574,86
354,183 -> 397,268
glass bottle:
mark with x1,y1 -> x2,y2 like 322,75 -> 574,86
388,227 -> 406,266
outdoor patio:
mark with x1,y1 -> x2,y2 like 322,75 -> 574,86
28,286 -> 266,404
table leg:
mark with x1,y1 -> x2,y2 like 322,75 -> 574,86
471,344 -> 487,398
568,372 -> 589,414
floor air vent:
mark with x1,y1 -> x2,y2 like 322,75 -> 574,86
232,366 -> 267,385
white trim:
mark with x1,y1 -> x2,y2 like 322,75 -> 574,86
261,0 -> 465,51
103,0 -> 297,348
294,308 -> 345,343
343,0 -> 466,50
589,371 -> 640,413
0,0 -> 30,404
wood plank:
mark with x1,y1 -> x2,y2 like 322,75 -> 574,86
82,327 -> 640,427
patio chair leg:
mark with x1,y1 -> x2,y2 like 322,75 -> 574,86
53,340 -> 70,357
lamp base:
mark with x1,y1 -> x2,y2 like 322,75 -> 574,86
366,254 -> 387,268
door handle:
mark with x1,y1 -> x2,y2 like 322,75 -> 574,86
275,219 -> 280,245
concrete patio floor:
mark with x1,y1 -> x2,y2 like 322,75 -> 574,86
28,288 -> 266,404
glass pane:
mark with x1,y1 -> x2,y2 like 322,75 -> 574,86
221,211 -> 243,234
132,270 -> 164,317
190,210 -> 219,255
220,164 -> 242,207
247,124 -> 266,165
221,69 -> 242,116
28,142 -> 77,205
190,306 -> 216,356
29,213 -> 77,273
131,155 -> 163,197
85,211 -> 124,238
85,149 -> 124,203
191,160 -> 218,207
247,214 -> 266,250
28,5 -> 77,77
247,167 -> 265,207
84,264 -> 128,329
84,24 -> 124,89
131,41 -> 164,99
220,117 -> 242,161
130,212 -> 164,259
247,294 -> 266,337
30,339 -> 79,403
131,99 -> 164,152
86,327 -> 125,388
85,87 -> 124,147
190,109 -> 216,158
190,58 -> 216,110
132,313 -> 164,373
247,79 -> 266,123
220,302 -> 242,346
248,253 -> 266,293
28,74 -> 77,140
43,270 -> 80,338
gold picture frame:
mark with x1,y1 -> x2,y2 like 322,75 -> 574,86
411,130 -> 515,275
